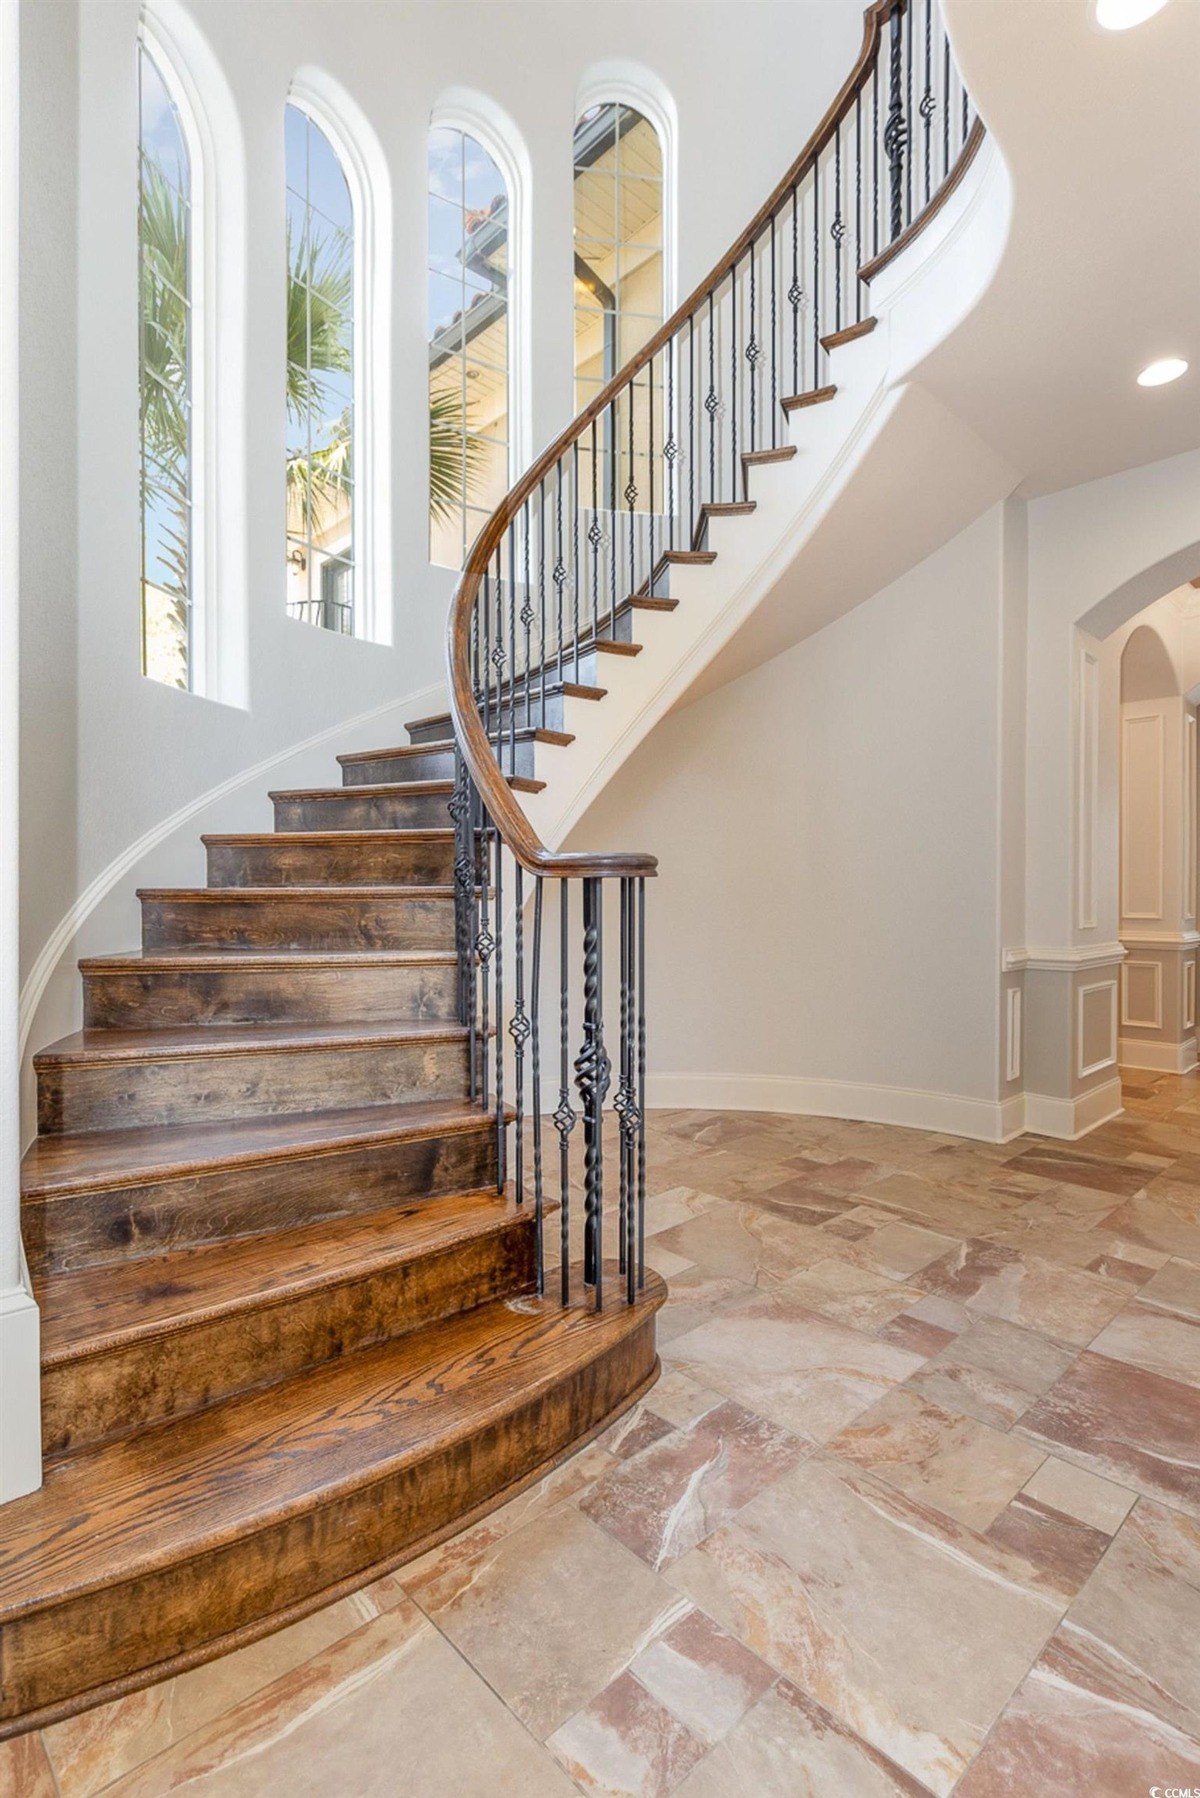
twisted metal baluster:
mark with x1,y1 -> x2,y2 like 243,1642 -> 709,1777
637,875 -> 647,1289
553,881 -> 576,1305
790,184 -> 800,396
522,500 -> 534,735
494,833 -> 505,1189
921,0 -> 935,205
885,2 -> 907,242
575,878 -> 610,1307
509,864 -> 530,1206
626,381 -> 637,615
531,878 -> 544,1293
832,123 -> 844,333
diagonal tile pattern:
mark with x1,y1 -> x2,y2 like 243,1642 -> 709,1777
23,1068 -> 1200,1793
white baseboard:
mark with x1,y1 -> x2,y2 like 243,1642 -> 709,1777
0,1247 -> 41,1503
1118,1036 -> 1199,1074
1022,1077 -> 1124,1140
645,1071 -> 1018,1144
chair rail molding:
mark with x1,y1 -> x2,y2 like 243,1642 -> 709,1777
1002,942 -> 1126,972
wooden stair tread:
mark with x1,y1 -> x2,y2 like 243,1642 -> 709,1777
136,884 -> 458,901
742,445 -> 797,466
338,728 -> 572,765
34,1018 -> 471,1068
0,1272 -> 666,1621
81,947 -> 457,971
820,315 -> 877,352
22,1098 -> 499,1199
201,829 -> 455,846
38,1190 -> 525,1363
270,775 -> 545,799
781,382 -> 838,411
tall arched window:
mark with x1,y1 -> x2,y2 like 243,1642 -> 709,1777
427,126 -> 511,570
572,103 -> 664,409
285,102 -> 355,632
139,43 -> 194,688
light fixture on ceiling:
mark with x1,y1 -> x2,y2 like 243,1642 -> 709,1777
1095,0 -> 1169,29
1137,357 -> 1189,387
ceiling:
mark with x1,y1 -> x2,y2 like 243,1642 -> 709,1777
927,0 -> 1200,497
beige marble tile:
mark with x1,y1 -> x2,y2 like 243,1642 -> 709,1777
673,1681 -> 932,1797
902,1315 -> 1077,1430
104,1604 -> 578,1797
643,1241 -> 696,1279
42,1591 -> 378,1797
651,1202 -> 834,1289
598,1404 -> 677,1461
913,1239 -> 1130,1346
665,1456 -> 1061,1796
656,1267 -> 757,1345
666,1291 -> 925,1442
983,1492 -> 1111,1602
642,1186 -> 726,1239
1089,1294 -> 1200,1389
775,1259 -> 925,1331
1021,1455 -> 1136,1534
582,1398 -> 808,1568
548,1670 -> 707,1797
628,1606 -> 775,1747
953,1624 -> 1200,1797
1136,1254 -> 1200,1317
0,1734 -> 57,1798
1064,1498 -> 1200,1733
827,1388 -> 1045,1532
1103,1191 -> 1200,1260
641,1368 -> 725,1428
1017,1350 -> 1200,1515
408,1504 -> 689,1738
397,1438 -> 618,1607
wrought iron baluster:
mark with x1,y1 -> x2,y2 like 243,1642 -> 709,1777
832,122 -> 844,333
626,379 -> 637,615
647,356 -> 655,594
769,210 -> 778,451
746,246 -> 758,454
706,292 -> 716,509
554,881 -> 575,1305
588,418 -> 600,645
812,149 -> 821,379
538,478 -> 548,729
921,0 -> 934,204
942,24 -> 950,184
664,338 -> 677,551
522,501 -> 533,736
608,399 -> 618,628
494,833 -> 505,1189
729,263 -> 738,496
873,54 -> 880,257
905,0 -> 914,225
885,1 -> 907,242
507,529 -> 517,774
531,877 -> 544,1294
477,809 -> 493,1110
688,312 -> 696,543
637,874 -> 646,1288
509,864 -> 529,1206
576,877 -> 609,1307
790,184 -> 800,396
855,90 -> 863,322
572,441 -> 581,666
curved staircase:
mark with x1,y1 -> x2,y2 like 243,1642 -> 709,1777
3,0 -> 981,1740
2,735 -> 663,1735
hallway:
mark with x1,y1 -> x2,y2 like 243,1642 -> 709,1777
9,1076 -> 1199,1796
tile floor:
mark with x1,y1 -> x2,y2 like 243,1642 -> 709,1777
7,1069 -> 1200,1796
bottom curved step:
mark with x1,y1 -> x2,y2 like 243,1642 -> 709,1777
0,1270 -> 665,1736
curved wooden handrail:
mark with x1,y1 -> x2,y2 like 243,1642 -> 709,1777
447,0 -> 975,880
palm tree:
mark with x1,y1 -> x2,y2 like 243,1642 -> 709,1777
139,162 -> 491,586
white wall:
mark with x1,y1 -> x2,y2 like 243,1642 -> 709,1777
18,0 -> 864,1112
566,505 -> 1016,1138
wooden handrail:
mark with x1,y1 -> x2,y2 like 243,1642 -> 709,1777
446,0 -> 974,879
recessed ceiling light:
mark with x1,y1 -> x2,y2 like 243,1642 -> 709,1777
1137,357 -> 1189,387
1095,0 -> 1169,28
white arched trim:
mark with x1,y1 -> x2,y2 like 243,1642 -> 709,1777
289,68 -> 394,647
429,87 -> 533,480
140,0 -> 248,706
574,59 -> 678,317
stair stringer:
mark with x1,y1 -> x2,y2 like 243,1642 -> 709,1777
517,130 -> 1016,859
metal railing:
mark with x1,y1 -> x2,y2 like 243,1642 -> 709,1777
446,0 -> 982,1309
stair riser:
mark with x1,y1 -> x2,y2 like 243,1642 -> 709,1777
37,1039 -> 470,1136
273,792 -> 453,831
341,745 -> 457,783
42,1217 -> 537,1460
1,1320 -> 658,1728
24,1128 -> 499,1277
206,838 -> 456,886
408,692 -> 573,744
82,960 -> 459,1029
345,737 -> 539,784
141,895 -> 457,953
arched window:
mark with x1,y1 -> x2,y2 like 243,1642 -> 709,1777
572,102 -> 664,409
285,102 -> 355,632
139,43 -> 194,688
427,126 -> 512,570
